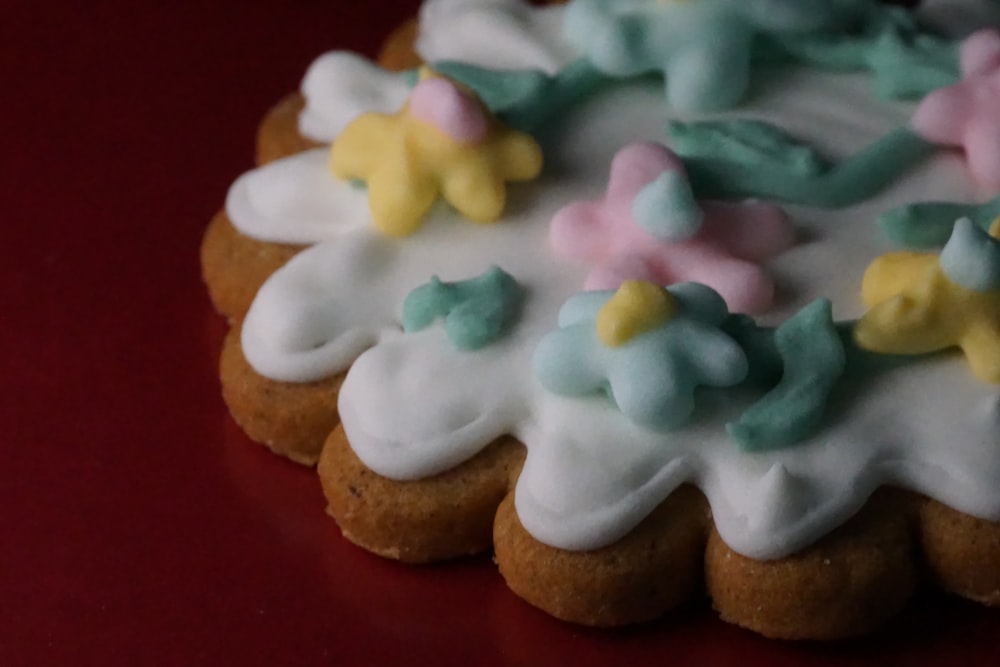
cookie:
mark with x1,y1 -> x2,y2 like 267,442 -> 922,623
207,0 -> 1000,640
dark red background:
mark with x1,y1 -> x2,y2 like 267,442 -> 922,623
3,1 -> 998,664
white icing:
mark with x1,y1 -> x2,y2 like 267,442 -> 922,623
226,149 -> 370,243
416,0 -> 579,74
299,51 -> 412,143
233,0 -> 1000,560
297,1 -> 579,145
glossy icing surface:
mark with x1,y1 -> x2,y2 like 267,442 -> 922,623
230,0 -> 1000,560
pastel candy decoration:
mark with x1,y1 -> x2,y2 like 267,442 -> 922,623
670,119 -> 936,209
756,3 -> 960,101
912,29 -> 1000,194
879,192 -> 1000,249
533,282 -> 748,430
940,217 -> 1000,292
855,217 -> 1000,384
631,170 -> 704,241
726,299 -> 847,451
563,0 -> 843,111
409,76 -> 489,144
667,119 -> 828,179
330,74 -> 543,237
402,266 -> 524,351
549,142 -> 794,314
595,280 -> 678,347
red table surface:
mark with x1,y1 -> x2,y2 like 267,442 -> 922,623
3,1 -> 999,665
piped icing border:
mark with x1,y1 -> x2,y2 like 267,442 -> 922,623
231,0 -> 1000,560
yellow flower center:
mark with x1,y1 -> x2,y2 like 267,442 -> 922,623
596,280 -> 677,347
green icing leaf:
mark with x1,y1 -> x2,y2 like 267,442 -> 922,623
431,58 -> 609,133
685,127 -> 935,208
727,299 -> 847,452
430,61 -> 551,116
754,5 -> 959,100
880,195 -> 1000,249
755,31 -> 868,70
867,31 -> 958,100
721,314 -> 782,385
667,119 -> 829,178
402,266 -> 524,351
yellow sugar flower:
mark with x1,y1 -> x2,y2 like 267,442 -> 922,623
855,218 -> 1000,383
330,75 -> 542,237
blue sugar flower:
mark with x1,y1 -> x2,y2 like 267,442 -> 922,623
533,282 -> 749,430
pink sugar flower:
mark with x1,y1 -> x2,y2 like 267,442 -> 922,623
550,142 -> 795,315
912,29 -> 1000,194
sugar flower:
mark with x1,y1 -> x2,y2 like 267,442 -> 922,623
855,217 -> 1000,383
549,142 -> 794,314
533,281 -> 748,430
912,29 -> 1000,194
331,74 -> 543,237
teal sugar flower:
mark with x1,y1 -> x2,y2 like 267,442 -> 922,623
533,282 -> 748,430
